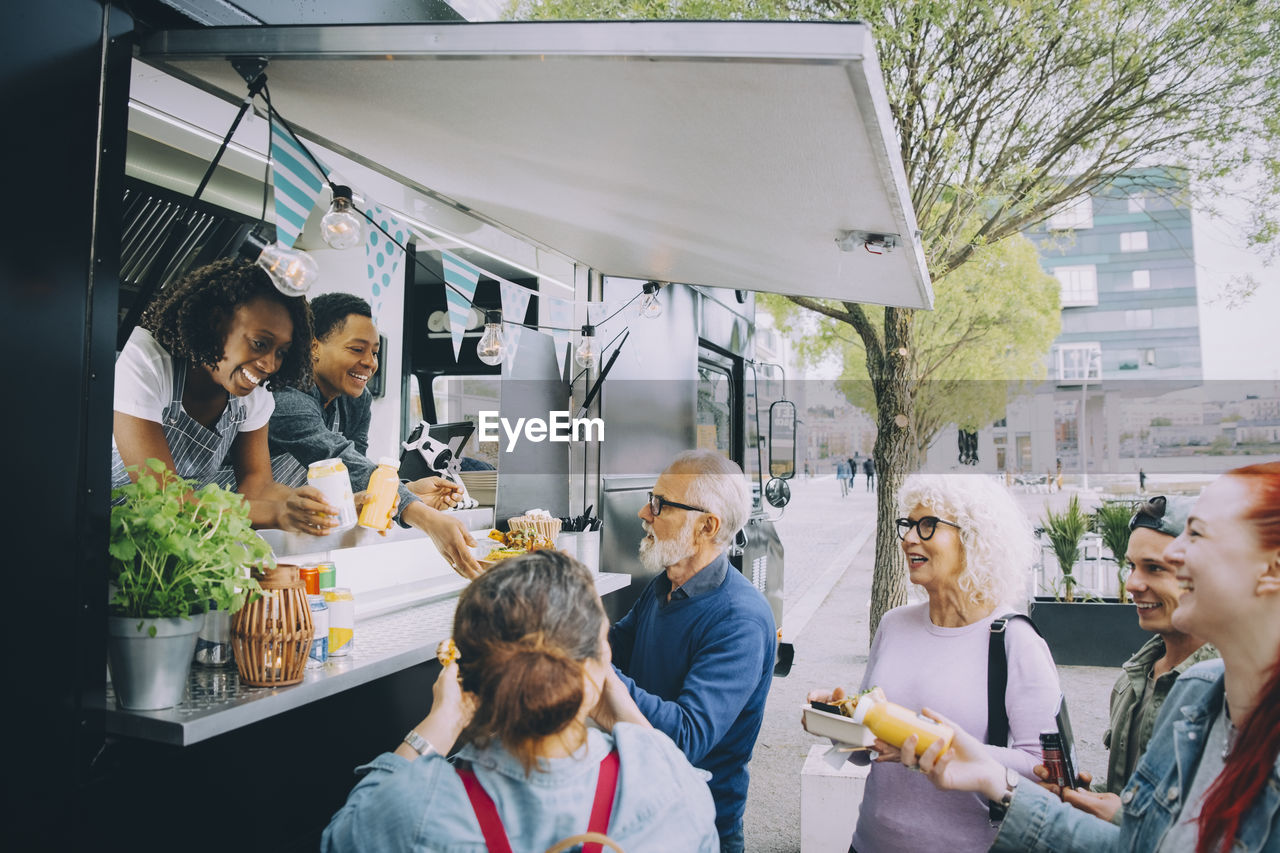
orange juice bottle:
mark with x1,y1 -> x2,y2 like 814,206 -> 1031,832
852,696 -> 954,757
357,457 -> 400,531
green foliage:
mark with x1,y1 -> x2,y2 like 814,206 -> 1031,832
1042,495 -> 1088,603
1150,417 -> 1173,426
109,460 -> 270,619
1093,502 -> 1134,604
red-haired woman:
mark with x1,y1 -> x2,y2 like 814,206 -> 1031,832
896,462 -> 1280,852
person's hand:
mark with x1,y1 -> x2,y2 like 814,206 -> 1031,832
1062,786 -> 1121,821
591,667 -> 651,730
872,737 -> 905,764
281,486 -> 339,536
428,661 -> 474,745
408,476 -> 464,511
416,507 -> 480,578
911,708 -> 1009,801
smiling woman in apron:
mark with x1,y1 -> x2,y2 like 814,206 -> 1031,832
267,293 -> 481,576
111,258 -> 336,536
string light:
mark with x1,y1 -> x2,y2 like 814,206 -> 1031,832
320,185 -> 364,249
476,310 -> 506,366
640,281 -> 664,318
574,324 -> 600,369
256,241 -> 320,295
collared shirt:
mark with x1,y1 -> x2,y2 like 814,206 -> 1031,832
1098,634 -> 1219,797
657,552 -> 729,607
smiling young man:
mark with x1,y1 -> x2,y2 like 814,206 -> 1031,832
1058,494 -> 1217,822
267,293 -> 481,578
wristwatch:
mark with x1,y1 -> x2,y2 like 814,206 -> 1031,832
988,766 -> 1020,821
403,729 -> 439,758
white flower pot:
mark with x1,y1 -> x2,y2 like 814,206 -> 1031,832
107,613 -> 205,710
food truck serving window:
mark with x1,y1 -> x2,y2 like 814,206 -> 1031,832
697,361 -> 734,458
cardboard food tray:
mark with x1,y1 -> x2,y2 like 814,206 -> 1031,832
802,705 -> 876,747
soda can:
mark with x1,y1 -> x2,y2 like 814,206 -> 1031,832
307,594 -> 329,669
317,561 -> 337,591
300,566 -> 320,596
306,459 -> 358,531
1040,731 -> 1070,789
324,587 -> 355,657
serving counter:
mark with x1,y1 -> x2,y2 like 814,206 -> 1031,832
89,521 -> 630,746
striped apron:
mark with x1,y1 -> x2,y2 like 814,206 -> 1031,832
110,358 -> 247,494
266,402 -> 343,489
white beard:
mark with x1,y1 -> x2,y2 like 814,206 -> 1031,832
639,515 -> 698,573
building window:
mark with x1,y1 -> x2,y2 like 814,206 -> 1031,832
1143,348 -> 1157,366
1120,231 -> 1149,252
1047,196 -> 1093,230
1132,269 -> 1151,289
1054,265 -> 1098,307
1127,194 -> 1147,213
1056,342 -> 1102,381
1125,309 -> 1154,329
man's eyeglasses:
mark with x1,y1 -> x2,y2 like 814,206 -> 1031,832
895,516 -> 962,541
647,492 -> 709,517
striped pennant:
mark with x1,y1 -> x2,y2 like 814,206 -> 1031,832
271,118 -> 328,248
498,279 -> 533,362
363,203 -> 408,324
442,251 -> 482,362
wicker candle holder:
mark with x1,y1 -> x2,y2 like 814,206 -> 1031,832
232,564 -> 312,687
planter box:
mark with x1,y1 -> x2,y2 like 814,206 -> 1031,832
1029,598 -> 1149,667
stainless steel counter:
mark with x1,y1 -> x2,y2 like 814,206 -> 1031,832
91,568 -> 631,746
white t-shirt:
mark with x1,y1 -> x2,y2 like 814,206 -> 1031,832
114,327 -> 274,431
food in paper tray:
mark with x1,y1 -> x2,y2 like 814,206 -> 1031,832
802,686 -> 887,748
436,638 -> 460,667
507,507 -> 562,540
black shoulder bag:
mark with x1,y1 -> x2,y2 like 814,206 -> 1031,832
986,612 -> 1044,820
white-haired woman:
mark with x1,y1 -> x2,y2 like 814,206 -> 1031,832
807,474 -> 1061,852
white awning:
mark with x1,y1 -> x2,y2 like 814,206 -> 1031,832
140,20 -> 932,308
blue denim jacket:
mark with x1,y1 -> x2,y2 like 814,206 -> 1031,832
993,660 -> 1280,852
321,723 -> 719,852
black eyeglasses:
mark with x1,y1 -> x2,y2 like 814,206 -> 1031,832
895,516 -> 962,541
1129,496 -> 1168,533
647,492 -> 709,517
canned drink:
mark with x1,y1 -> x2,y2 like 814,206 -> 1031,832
317,561 -> 337,590
300,566 -> 320,596
323,587 -> 355,657
306,459 -> 358,530
307,594 -> 329,668
1040,731 -> 1070,789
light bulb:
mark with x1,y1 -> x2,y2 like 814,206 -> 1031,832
640,281 -> 663,318
256,242 -> 319,296
320,185 -> 364,250
476,310 -> 505,366
574,324 -> 599,369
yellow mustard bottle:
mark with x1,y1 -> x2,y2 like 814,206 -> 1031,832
852,696 -> 955,757
357,457 -> 400,531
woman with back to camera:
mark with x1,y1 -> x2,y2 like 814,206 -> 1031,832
322,549 -> 719,852
111,258 -> 335,535
903,462 -> 1280,852
806,474 -> 1061,852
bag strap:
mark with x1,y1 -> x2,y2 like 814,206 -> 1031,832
583,749 -> 621,853
986,612 -> 1043,822
455,763 -> 515,853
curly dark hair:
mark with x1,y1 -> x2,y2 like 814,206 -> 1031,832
139,258 -> 314,391
311,292 -> 373,341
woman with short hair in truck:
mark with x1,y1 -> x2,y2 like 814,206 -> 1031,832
907,462 -> 1280,853
322,550 -> 719,852
111,258 -> 334,535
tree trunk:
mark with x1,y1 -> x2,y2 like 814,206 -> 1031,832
868,307 -> 919,642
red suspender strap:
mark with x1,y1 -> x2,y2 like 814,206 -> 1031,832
583,749 -> 621,853
455,764 -> 515,853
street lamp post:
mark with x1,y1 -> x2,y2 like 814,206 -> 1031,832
1079,348 -> 1101,491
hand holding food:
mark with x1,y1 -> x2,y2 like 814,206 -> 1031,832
436,638 -> 460,667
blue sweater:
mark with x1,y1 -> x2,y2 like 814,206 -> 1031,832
610,552 -> 776,835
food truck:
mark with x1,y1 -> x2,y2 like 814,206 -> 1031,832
8,3 -> 931,847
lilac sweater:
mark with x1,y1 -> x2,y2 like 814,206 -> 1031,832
851,603 -> 1061,853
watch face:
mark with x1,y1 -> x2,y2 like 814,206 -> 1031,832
1006,766 -> 1021,790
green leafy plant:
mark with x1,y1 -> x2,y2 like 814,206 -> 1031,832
109,459 -> 271,625
1042,495 -> 1088,603
1093,503 -> 1135,604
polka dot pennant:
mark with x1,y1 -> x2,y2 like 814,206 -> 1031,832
363,202 -> 408,323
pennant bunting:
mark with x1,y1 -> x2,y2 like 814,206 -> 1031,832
270,118 -> 328,248
363,203 -> 408,324
442,251 -> 482,362
498,279 -> 533,362
539,291 -> 577,378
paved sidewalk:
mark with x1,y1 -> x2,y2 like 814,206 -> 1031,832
743,476 -> 1116,852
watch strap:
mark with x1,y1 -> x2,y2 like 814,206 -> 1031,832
403,729 -> 438,757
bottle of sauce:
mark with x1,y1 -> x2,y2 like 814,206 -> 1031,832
358,457 -> 400,531
851,696 -> 954,757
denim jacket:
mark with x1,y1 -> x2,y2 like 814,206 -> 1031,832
321,723 -> 719,852
993,660 -> 1280,852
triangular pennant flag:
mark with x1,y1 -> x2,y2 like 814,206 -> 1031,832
442,251 -> 482,362
499,279 -> 533,362
270,118 -> 327,248
362,202 -> 408,324
539,291 -> 576,378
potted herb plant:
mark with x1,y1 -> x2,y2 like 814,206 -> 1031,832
108,459 -> 269,710
1031,495 -> 1146,666
1093,502 -> 1135,604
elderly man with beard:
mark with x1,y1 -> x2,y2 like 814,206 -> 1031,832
603,450 -> 776,853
